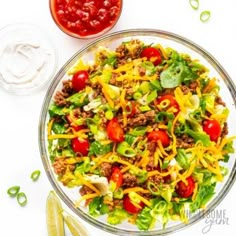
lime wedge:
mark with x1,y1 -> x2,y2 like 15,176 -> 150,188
63,211 -> 89,236
46,191 -> 65,236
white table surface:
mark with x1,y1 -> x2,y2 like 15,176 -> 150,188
0,0 -> 236,235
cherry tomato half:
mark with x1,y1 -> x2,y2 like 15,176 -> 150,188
71,70 -> 89,92
123,195 -> 144,214
156,94 -> 179,114
140,47 -> 162,66
71,138 -> 90,156
203,119 -> 221,142
147,130 -> 170,147
110,167 -> 123,189
176,176 -> 195,198
106,118 -> 124,142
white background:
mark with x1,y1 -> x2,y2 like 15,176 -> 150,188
0,0 -> 235,235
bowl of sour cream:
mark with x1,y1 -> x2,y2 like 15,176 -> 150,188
0,23 -> 57,95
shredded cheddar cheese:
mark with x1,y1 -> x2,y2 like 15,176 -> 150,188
123,187 -> 149,195
75,172 -> 101,195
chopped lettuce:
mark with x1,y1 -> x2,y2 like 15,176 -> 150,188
160,49 -> 197,88
52,122 -> 66,134
74,157 -> 91,175
136,207 -> 153,230
107,209 -> 129,225
49,103 -> 67,117
185,128 -> 211,147
176,149 -> 190,170
103,55 -> 117,67
160,61 -> 197,88
66,92 -> 89,107
125,134 -> 137,146
190,184 -> 215,212
140,61 -> 157,76
89,196 -> 109,217
89,141 -> 112,156
129,167 -> 148,183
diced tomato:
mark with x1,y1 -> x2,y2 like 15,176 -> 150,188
110,167 -> 123,189
203,119 -> 221,142
123,195 -> 144,214
71,138 -> 90,156
156,94 -> 179,114
71,70 -> 89,92
126,101 -> 137,118
140,47 -> 162,66
175,176 -> 195,198
147,130 -> 170,147
106,118 -> 124,142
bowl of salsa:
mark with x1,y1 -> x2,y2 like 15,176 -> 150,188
49,0 -> 122,39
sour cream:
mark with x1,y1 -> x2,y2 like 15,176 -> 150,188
0,23 -> 57,95
0,41 -> 49,84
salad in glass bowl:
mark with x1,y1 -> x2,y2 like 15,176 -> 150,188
39,30 -> 236,235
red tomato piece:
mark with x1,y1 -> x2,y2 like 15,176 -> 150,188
140,47 -> 162,66
126,101 -> 137,118
110,167 -> 123,189
71,70 -> 89,92
147,130 -> 170,147
203,119 -> 221,142
71,138 -> 90,156
176,176 -> 195,198
106,118 -> 124,143
156,94 -> 179,114
123,195 -> 144,214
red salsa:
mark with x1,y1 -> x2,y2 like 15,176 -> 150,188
50,0 -> 122,38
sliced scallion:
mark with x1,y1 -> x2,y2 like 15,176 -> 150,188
117,142 -> 136,158
17,192 -> 27,206
189,0 -> 199,10
7,186 -> 20,197
200,11 -> 211,22
129,126 -> 147,136
30,170 -> 41,181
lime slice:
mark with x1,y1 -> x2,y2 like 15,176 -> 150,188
63,211 -> 89,236
46,191 -> 65,236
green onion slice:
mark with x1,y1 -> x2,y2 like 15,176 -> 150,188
189,0 -> 199,10
30,170 -> 41,181
200,11 -> 211,22
7,186 -> 20,197
117,142 -> 136,158
129,126 -> 147,136
17,192 -> 27,206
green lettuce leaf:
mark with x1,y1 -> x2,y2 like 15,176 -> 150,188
136,207 -> 153,230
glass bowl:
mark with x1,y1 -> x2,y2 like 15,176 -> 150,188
39,29 -> 236,235
49,0 -> 123,39
0,22 -> 57,95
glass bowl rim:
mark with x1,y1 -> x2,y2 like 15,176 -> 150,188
39,28 -> 236,236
